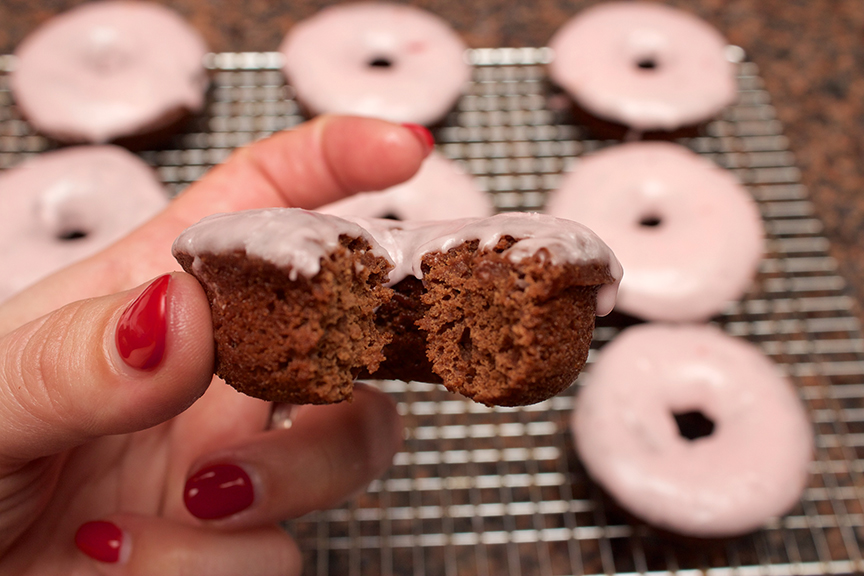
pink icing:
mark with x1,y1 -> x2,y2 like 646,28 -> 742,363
172,209 -> 392,282
11,1 -> 209,143
545,142 -> 763,322
279,2 -> 470,125
548,2 -> 737,131
172,208 -> 622,316
317,151 -> 493,221
572,324 -> 813,537
0,146 -> 169,303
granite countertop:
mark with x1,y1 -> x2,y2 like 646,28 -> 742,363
2,1 -> 863,573
1,0 -> 862,324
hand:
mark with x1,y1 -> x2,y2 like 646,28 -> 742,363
0,116 -> 432,575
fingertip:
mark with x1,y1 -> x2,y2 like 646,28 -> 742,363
158,271 -> 215,379
115,271 -> 215,421
290,382 -> 404,467
401,122 -> 435,156
113,271 -> 213,386
184,462 -> 256,520
76,516 -> 301,576
352,382 -> 405,465
75,520 -> 129,564
115,274 -> 171,371
315,115 -> 431,200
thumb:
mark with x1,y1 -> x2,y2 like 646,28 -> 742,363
0,272 -> 214,467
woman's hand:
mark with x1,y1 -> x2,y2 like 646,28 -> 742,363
0,116 -> 432,575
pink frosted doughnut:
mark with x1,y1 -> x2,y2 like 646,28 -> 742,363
545,142 -> 763,322
317,152 -> 493,221
548,2 -> 737,132
11,1 -> 209,143
0,146 -> 169,302
280,2 -> 470,125
573,323 -> 813,537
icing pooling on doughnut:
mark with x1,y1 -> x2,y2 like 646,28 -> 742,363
279,2 -> 470,125
11,1 -> 209,143
545,141 -> 763,322
0,146 -> 169,303
317,152 -> 493,221
573,324 -> 813,537
548,2 -> 737,131
172,208 -> 622,316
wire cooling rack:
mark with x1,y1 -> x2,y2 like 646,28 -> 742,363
3,48 -> 864,575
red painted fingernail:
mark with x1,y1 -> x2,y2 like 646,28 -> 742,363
116,275 -> 170,371
402,123 -> 434,155
75,520 -> 124,563
184,463 -> 255,520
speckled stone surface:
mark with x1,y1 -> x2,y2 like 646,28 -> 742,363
2,0 -> 863,325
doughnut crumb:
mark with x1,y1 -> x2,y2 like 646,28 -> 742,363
414,238 -> 608,406
175,236 -> 393,404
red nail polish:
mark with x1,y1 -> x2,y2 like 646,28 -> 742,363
75,521 -> 124,563
116,275 -> 170,371
184,463 -> 255,520
401,123 -> 434,155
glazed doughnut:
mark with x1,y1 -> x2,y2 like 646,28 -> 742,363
572,323 -> 813,537
0,146 -> 169,303
11,1 -> 209,143
548,2 -> 737,132
279,2 -> 470,125
317,151 -> 493,220
173,208 -> 621,406
545,142 -> 763,322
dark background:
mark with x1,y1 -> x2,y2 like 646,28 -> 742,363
2,0 -> 863,325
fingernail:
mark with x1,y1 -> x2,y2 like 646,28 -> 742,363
75,520 -> 125,563
184,463 -> 255,520
116,274 -> 170,371
401,123 -> 434,156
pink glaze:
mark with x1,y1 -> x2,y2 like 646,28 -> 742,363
548,2 -> 737,132
545,142 -> 763,322
0,146 -> 169,303
279,2 -> 470,125
172,209 -> 393,282
172,208 -> 622,316
572,324 -> 813,537
317,152 -> 493,221
12,1 -> 209,143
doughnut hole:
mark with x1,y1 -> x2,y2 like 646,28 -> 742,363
84,26 -> 134,74
673,410 -> 715,441
57,229 -> 89,241
637,212 -> 663,228
636,56 -> 659,71
368,55 -> 395,69
38,193 -> 97,242
53,215 -> 93,241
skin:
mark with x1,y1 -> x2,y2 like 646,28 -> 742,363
0,116 -> 429,575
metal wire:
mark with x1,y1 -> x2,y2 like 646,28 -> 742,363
2,48 -> 864,575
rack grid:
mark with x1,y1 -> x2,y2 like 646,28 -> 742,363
2,48 -> 864,576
